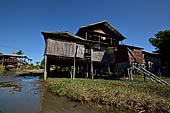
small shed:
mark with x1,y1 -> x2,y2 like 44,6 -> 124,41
142,51 -> 163,74
115,44 -> 144,69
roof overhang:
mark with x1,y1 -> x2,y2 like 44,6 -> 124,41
2,54 -> 28,58
76,20 -> 126,41
41,31 -> 85,41
119,44 -> 144,49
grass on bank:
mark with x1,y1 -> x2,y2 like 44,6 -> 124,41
47,75 -> 170,113
0,65 -> 4,74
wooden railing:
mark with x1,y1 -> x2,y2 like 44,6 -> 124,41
0,59 -> 26,64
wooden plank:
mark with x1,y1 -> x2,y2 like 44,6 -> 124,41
86,63 -> 89,78
92,51 -> 105,62
91,49 -> 94,79
46,39 -> 76,58
73,45 -> 78,79
44,55 -> 47,81
76,44 -> 85,58
73,54 -> 76,79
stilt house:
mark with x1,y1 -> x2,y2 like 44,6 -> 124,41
0,53 -> 31,69
42,21 -> 126,80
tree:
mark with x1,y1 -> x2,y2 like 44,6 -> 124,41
149,29 -> 170,73
16,50 -> 24,55
40,58 -> 45,68
35,61 -> 40,66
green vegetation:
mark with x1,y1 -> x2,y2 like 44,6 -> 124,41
16,50 -> 24,55
0,65 -> 5,74
40,58 -> 45,69
47,76 -> 170,113
149,29 -> 170,71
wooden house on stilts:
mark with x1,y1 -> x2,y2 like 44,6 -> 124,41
41,21 -> 169,85
42,21 -> 128,80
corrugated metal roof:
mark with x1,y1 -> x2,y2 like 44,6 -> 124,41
142,51 -> 163,55
119,44 -> 144,49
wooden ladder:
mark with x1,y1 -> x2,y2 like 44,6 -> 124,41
127,47 -> 169,85
134,66 -> 170,85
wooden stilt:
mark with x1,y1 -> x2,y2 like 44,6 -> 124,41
107,63 -> 110,74
117,68 -> 120,77
70,66 -> 72,79
86,63 -> 89,78
127,68 -> 130,80
44,55 -> 47,81
73,56 -> 76,79
130,69 -> 133,81
91,61 -> 94,79
91,48 -> 94,79
2,56 -> 4,65
144,74 -> 146,82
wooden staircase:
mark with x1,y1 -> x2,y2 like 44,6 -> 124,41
134,66 -> 170,85
127,47 -> 169,85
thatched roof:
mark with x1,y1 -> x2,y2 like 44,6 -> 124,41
42,31 -> 115,46
76,20 -> 126,41
41,31 -> 85,41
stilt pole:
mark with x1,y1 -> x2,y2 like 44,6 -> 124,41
44,55 -> 47,81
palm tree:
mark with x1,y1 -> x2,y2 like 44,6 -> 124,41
35,61 -> 40,66
16,50 -> 24,55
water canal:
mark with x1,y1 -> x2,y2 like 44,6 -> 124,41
0,72 -> 117,113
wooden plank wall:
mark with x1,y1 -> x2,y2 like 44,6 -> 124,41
46,38 -> 85,58
92,51 -> 105,62
76,44 -> 85,58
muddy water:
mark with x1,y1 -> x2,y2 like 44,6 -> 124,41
0,72 -> 40,113
0,72 -> 117,113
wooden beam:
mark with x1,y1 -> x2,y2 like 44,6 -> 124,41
1,56 -> 4,65
44,55 -> 47,81
111,38 -> 113,45
86,63 -> 89,78
144,74 -> 146,82
73,56 -> 76,79
107,63 -> 110,73
73,45 -> 78,79
85,32 -> 88,40
91,48 -> 94,79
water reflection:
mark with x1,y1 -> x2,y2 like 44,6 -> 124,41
0,74 -> 41,113
0,81 -> 22,94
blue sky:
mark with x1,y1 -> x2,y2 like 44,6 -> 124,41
0,0 -> 170,63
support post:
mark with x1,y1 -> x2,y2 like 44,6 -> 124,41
128,68 -> 130,80
44,55 -> 47,81
107,63 -> 110,74
73,57 -> 76,79
130,68 -> 133,81
144,74 -> 146,82
70,66 -> 73,79
86,63 -> 89,78
85,32 -> 88,40
2,57 -> 4,65
91,61 -> 94,79
91,48 -> 94,79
